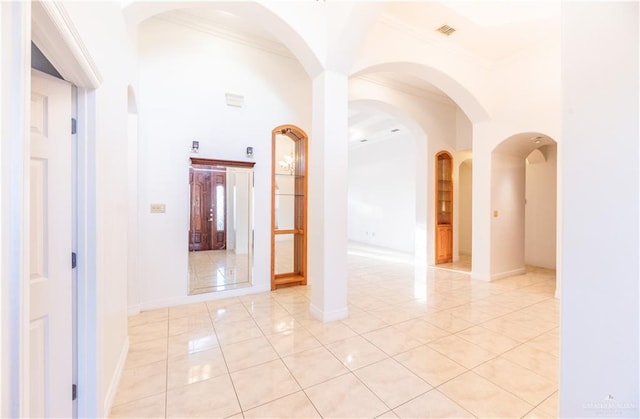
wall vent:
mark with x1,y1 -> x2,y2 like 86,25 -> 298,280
436,25 -> 456,36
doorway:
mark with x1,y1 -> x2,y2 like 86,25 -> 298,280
29,69 -> 75,418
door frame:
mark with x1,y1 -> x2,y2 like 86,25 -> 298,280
0,2 -> 102,417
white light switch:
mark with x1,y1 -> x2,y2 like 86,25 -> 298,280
150,203 -> 166,213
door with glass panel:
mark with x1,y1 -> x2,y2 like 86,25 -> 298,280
435,151 -> 453,264
189,164 -> 227,251
271,125 -> 307,290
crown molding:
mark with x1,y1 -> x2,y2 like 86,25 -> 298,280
355,74 -> 456,107
153,11 -> 296,61
31,1 -> 103,88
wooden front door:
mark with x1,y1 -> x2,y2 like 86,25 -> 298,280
189,166 -> 226,251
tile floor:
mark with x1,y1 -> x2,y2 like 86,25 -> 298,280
112,246 -> 559,418
188,250 -> 251,295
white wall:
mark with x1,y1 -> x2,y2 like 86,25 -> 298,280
560,2 -> 639,416
348,78 -> 457,264
137,17 -> 311,308
348,134 -> 416,253
458,160 -> 472,255
490,152 -> 526,278
61,2 -> 137,416
525,144 -> 556,269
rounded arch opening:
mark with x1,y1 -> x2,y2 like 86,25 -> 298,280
490,131 -> 558,281
351,62 -> 491,124
347,99 -> 429,266
123,1 -> 322,78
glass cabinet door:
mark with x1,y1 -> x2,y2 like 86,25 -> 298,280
271,126 -> 307,290
435,151 -> 453,264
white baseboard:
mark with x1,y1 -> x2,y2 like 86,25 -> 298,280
139,283 -> 271,312
491,267 -> 526,281
309,303 -> 348,323
470,272 -> 491,282
127,304 -> 141,316
103,336 -> 129,418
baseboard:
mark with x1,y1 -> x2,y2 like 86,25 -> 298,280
309,303 -> 348,323
103,336 -> 129,418
139,283 -> 271,312
491,267 -> 526,281
127,304 -> 141,316
470,272 -> 491,282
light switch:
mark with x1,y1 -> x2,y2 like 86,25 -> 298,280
150,203 -> 166,213
493,210 -> 499,218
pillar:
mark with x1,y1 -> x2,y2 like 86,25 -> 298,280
308,71 -> 349,322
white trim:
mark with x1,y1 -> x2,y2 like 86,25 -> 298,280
74,87 -> 98,418
138,284 -> 270,313
31,2 -> 102,89
127,305 -> 141,317
0,3 -> 32,417
102,337 -> 129,418
309,304 -> 349,323
490,267 -> 526,281
28,3 -> 102,418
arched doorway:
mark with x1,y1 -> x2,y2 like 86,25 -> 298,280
491,133 -> 558,279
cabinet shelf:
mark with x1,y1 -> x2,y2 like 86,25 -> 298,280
435,151 -> 453,264
272,126 -> 308,290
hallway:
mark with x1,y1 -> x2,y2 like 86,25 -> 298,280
111,246 -> 558,418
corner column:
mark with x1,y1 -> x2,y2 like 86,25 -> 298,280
308,71 -> 349,322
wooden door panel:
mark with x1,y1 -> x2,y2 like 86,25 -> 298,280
190,169 -> 212,251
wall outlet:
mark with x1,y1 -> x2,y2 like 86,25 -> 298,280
150,203 -> 166,213
493,210 -> 499,218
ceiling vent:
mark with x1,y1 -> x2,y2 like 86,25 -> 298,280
436,25 -> 456,36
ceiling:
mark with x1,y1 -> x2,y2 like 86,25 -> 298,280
155,2 -> 560,150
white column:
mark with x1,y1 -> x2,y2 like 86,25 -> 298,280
470,122 -> 492,281
308,71 -> 349,322
560,2 -> 639,417
559,2 -> 640,418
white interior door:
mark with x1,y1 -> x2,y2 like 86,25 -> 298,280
29,70 -> 73,418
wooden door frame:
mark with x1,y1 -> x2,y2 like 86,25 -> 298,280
435,150 -> 454,264
189,158 -> 256,252
271,125 -> 308,290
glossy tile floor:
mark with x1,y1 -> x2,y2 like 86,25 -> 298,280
112,246 -> 559,418
188,250 -> 251,295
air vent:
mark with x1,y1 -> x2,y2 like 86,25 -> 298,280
436,25 -> 456,36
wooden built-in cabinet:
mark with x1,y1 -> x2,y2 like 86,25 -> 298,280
435,151 -> 453,264
271,126 -> 307,290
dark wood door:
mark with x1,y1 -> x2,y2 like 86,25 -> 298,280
189,168 -> 212,251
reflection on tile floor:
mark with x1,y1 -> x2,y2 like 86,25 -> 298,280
188,250 -> 250,295
114,245 -> 559,418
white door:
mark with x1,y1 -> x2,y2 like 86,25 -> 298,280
29,70 -> 73,418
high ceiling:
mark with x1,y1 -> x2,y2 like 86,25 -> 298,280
154,2 -> 560,149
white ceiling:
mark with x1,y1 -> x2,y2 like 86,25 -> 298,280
155,2 -> 560,150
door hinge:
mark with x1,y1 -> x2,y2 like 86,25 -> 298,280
71,252 -> 77,269
72,384 -> 77,401
71,118 -> 77,135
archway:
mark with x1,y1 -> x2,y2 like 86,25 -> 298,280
351,62 -> 491,124
491,132 -> 558,279
347,99 -> 429,268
